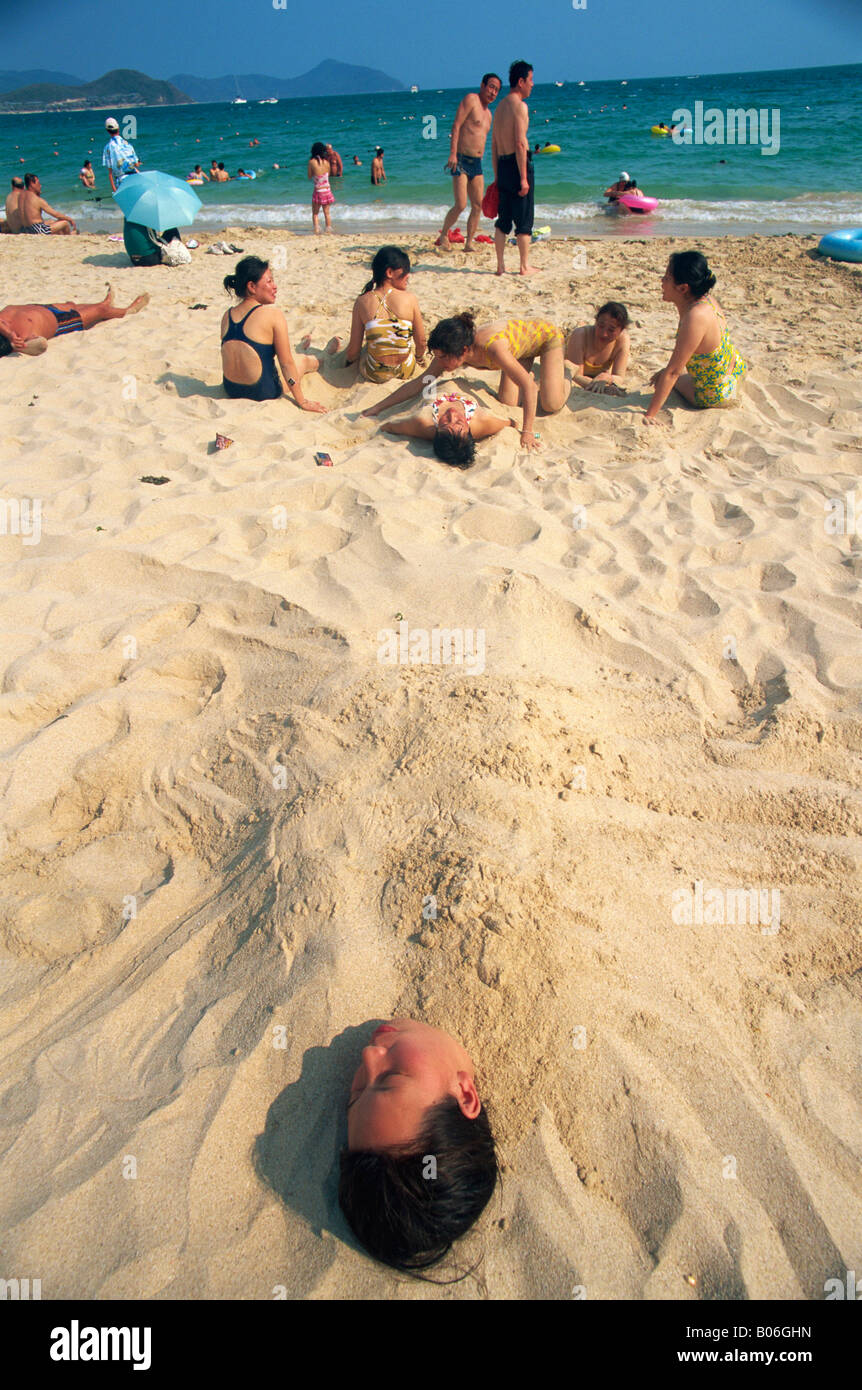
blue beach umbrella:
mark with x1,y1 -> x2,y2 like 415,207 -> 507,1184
112,170 -> 202,233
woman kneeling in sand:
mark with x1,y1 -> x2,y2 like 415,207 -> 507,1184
221,256 -> 337,409
645,250 -> 746,424
362,311 -> 569,458
339,1018 -> 498,1271
565,301 -> 631,396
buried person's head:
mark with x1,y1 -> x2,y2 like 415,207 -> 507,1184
339,1018 -> 498,1271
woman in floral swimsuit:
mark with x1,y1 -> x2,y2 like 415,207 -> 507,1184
645,250 -> 746,423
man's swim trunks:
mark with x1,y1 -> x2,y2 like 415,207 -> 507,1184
23,223 -> 51,234
42,305 -> 84,335
451,153 -> 482,180
494,152 -> 534,237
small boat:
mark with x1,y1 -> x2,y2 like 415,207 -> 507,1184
258,98 -> 278,104
578,80 -> 585,86
410,85 -> 418,93
232,98 -> 247,105
554,81 -> 564,87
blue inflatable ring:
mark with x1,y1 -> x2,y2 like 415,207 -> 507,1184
818,229 -> 862,263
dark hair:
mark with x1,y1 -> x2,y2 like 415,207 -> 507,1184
0,333 -> 12,359
375,147 -> 384,156
11,176 -> 24,188
481,73 -> 502,88
363,244 -> 410,293
509,59 -> 533,89
311,141 -> 328,160
668,250 -> 716,299
224,255 -> 270,298
339,1098 -> 498,1271
24,172 -> 38,188
428,312 -> 476,357
596,300 -> 629,329
218,162 -> 225,170
624,178 -> 637,190
433,429 -> 476,470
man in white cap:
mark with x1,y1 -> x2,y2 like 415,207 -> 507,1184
604,171 -> 630,203
102,118 -> 141,192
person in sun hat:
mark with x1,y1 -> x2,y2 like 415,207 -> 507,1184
102,117 -> 141,192
603,170 -> 630,203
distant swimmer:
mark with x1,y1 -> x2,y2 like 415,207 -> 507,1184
213,162 -> 230,182
0,286 -> 148,358
187,164 -> 210,183
352,155 -> 362,166
325,143 -> 343,177
79,159 -> 96,189
371,148 -> 386,185
435,72 -> 501,253
603,170 -> 630,203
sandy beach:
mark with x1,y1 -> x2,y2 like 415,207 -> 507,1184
0,227 -> 860,1299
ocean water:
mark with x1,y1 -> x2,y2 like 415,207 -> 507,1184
2,63 -> 861,238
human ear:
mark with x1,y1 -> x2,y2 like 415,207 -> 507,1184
454,1072 -> 481,1119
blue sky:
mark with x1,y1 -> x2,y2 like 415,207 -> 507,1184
3,0 -> 860,87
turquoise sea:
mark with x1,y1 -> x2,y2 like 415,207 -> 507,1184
1,63 -> 860,237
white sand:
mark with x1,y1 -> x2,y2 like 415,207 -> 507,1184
0,228 -> 860,1298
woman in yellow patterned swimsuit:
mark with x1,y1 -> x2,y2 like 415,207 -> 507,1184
645,250 -> 746,424
361,311 -> 569,453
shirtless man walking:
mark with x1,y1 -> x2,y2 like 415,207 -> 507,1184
491,59 -> 536,275
435,72 -> 501,253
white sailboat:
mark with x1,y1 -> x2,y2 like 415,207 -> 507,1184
410,84 -> 418,93
231,75 -> 247,105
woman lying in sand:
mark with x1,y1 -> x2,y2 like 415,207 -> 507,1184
645,249 -> 746,424
0,287 -> 148,357
376,387 -> 517,469
339,1018 -> 498,1271
565,301 -> 631,396
345,245 -> 427,384
221,256 -> 337,409
362,312 -> 569,453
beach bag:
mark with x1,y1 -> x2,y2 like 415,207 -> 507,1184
482,182 -> 499,219
161,237 -> 191,266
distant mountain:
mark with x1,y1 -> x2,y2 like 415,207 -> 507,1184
170,60 -> 405,102
0,68 -> 192,113
0,69 -> 83,94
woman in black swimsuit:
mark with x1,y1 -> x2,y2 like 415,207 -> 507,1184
220,257 -> 336,407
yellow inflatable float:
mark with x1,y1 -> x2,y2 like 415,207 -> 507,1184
650,125 -> 671,136
538,144 -> 560,153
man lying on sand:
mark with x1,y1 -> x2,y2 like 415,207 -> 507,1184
0,287 -> 149,357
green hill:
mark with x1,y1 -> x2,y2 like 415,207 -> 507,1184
0,68 -> 192,112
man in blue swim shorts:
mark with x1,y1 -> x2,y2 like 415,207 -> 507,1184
436,73 -> 501,254
0,287 -> 149,359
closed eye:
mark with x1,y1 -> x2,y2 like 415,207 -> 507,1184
347,1070 -> 402,1108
